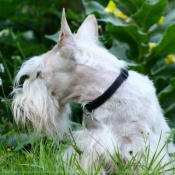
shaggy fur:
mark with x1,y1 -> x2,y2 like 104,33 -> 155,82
12,10 -> 175,174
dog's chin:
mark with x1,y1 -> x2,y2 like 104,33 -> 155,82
12,77 -> 71,139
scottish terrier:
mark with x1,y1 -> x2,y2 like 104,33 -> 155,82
12,9 -> 175,174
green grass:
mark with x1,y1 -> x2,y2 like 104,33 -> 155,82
0,138 -> 66,174
0,135 -> 175,175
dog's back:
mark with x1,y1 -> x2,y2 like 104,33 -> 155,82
12,10 -> 175,174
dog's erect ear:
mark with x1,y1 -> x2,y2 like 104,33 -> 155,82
58,9 -> 76,50
76,15 -> 98,42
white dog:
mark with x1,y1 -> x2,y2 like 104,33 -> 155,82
12,9 -> 175,174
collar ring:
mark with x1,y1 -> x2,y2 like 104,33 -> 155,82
82,101 -> 94,116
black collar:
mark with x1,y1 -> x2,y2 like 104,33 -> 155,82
82,68 -> 129,115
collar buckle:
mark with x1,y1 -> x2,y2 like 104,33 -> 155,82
121,68 -> 129,78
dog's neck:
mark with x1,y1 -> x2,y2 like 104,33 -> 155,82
60,64 -> 121,107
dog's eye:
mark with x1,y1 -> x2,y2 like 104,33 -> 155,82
19,75 -> 29,86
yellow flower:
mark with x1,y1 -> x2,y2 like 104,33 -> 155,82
157,16 -> 165,26
148,42 -> 157,52
104,1 -> 116,14
25,155 -> 30,159
7,148 -> 11,152
165,55 -> 175,65
114,11 -> 128,21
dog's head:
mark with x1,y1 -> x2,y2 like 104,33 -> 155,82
11,9 -> 125,137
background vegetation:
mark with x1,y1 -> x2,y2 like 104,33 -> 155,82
0,0 -> 175,173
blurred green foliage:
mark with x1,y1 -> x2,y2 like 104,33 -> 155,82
0,0 -> 175,149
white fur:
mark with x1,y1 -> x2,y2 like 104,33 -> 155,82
12,56 -> 71,139
12,10 -> 175,174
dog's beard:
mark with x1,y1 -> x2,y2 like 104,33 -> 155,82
11,58 -> 71,139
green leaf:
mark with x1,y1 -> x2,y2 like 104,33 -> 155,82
132,0 -> 168,32
70,102 -> 83,124
82,0 -> 104,15
149,8 -> 175,38
99,15 -> 124,26
161,8 -> 175,28
147,23 -> 175,65
45,31 -> 60,43
158,78 -> 175,101
66,9 -> 81,20
0,133 -> 30,150
158,78 -> 175,120
128,63 -> 144,73
151,59 -> 175,93
0,33 -> 15,46
109,40 -> 130,62
117,0 -> 146,14
107,23 -> 148,60
22,44 -> 47,56
152,63 -> 175,82
0,0 -> 23,18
